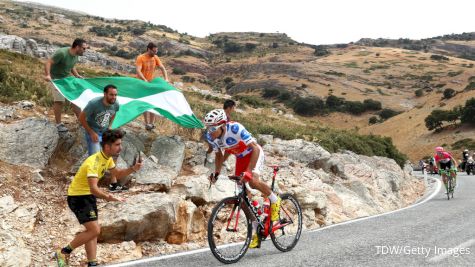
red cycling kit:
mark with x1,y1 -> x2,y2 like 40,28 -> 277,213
434,151 -> 453,170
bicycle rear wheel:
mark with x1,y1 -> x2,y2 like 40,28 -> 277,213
270,193 -> 303,252
208,197 -> 252,264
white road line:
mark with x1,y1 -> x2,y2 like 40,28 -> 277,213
427,239 -> 475,263
107,177 -> 441,266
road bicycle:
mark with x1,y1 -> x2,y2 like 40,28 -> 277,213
207,166 -> 303,264
440,168 -> 456,200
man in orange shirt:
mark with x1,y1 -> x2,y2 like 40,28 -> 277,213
136,42 -> 169,130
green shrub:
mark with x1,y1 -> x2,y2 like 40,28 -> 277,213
224,42 -> 243,53
430,54 -> 449,61
234,95 -> 269,108
113,49 -> 139,59
325,70 -> 345,77
245,43 -> 257,51
326,95 -> 345,110
225,82 -> 235,90
415,89 -> 423,97
378,109 -> 400,120
363,99 -> 382,111
278,91 -> 292,101
262,88 -> 281,98
223,77 -> 233,84
464,81 -> 475,91
344,101 -> 366,115
181,76 -> 195,83
172,67 -> 186,75
314,45 -> 330,57
344,62 -> 359,68
452,138 -> 475,150
448,70 -> 463,77
177,49 -> 203,58
293,97 -> 325,116
89,25 -> 123,37
369,116 -> 379,124
443,88 -> 456,99
132,28 -> 146,35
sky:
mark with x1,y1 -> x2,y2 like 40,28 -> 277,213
17,0 -> 475,45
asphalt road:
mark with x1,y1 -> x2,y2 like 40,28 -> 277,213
109,173 -> 475,267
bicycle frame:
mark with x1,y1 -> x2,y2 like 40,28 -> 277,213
226,166 -> 293,238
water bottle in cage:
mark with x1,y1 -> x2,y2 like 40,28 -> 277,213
251,197 -> 263,215
262,198 -> 270,219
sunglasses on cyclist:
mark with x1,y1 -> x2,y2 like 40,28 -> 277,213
207,125 -> 221,134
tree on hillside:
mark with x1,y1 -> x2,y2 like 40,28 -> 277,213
425,109 -> 445,131
461,98 -> 475,124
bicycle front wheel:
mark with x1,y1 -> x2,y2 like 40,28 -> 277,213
208,197 -> 252,264
271,193 -> 303,252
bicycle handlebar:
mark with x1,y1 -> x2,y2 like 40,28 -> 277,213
228,175 -> 260,195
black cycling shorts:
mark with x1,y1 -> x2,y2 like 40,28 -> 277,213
440,161 -> 452,170
67,195 -> 98,224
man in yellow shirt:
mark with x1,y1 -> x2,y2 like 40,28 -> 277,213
136,42 -> 169,131
54,129 -> 143,267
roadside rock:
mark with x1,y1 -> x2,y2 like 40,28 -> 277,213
0,118 -> 58,168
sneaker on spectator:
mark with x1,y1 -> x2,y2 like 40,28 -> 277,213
56,123 -> 68,132
54,249 -> 69,267
145,124 -> 153,131
108,183 -> 129,192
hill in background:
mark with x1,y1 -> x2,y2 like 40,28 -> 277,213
1,0 -> 475,162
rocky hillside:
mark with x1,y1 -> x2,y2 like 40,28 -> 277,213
0,103 -> 423,266
355,32 -> 475,60
1,1 -> 474,162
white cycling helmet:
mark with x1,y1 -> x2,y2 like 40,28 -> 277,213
204,109 -> 227,127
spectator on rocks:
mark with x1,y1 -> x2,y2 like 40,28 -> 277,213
78,84 -> 125,192
54,129 -> 142,267
223,99 -> 236,122
135,42 -> 169,131
44,38 -> 87,132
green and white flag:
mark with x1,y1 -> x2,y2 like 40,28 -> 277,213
52,76 -> 204,129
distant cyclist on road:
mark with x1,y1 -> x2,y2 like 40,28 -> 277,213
203,109 -> 281,249
434,146 -> 458,192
